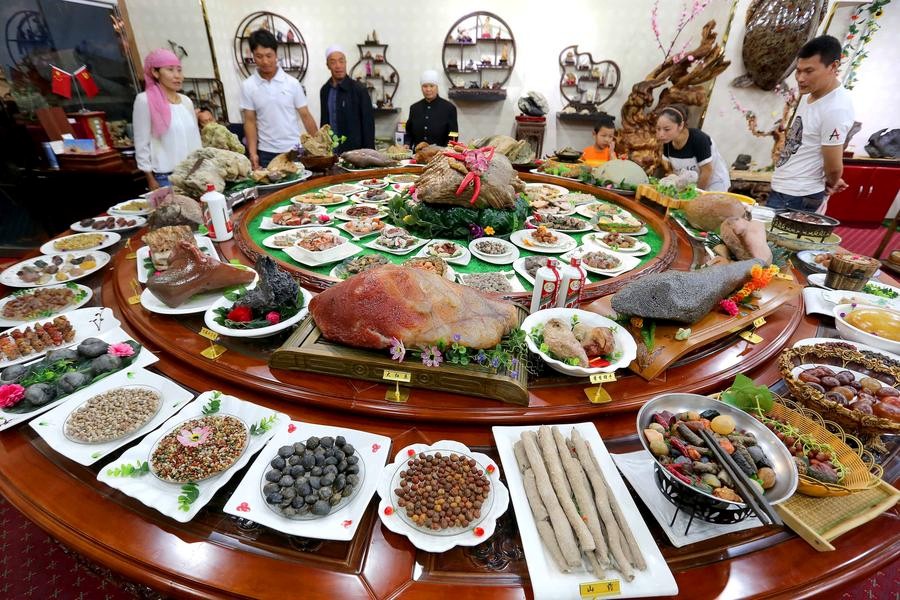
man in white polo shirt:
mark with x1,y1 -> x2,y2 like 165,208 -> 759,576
240,29 -> 318,170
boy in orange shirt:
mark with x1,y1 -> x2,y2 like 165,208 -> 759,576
581,114 -> 616,166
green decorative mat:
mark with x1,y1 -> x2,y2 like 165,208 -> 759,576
246,182 -> 664,292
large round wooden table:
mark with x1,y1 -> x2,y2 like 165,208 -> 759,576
0,173 -> 897,599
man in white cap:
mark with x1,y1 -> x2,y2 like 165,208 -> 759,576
407,70 -> 458,147
240,29 -> 318,170
319,44 -> 374,152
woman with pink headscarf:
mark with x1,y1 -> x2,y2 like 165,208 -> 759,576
133,49 -> 201,190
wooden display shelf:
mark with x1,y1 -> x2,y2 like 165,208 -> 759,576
557,111 -> 610,123
448,88 -> 508,101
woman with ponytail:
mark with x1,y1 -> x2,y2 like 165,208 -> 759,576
133,49 -> 201,189
655,104 -> 730,192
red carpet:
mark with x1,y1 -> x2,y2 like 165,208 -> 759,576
835,223 -> 897,258
0,492 -> 897,599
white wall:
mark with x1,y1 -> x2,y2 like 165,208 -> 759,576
124,0 -> 896,163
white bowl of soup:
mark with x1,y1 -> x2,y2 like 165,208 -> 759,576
833,304 -> 900,355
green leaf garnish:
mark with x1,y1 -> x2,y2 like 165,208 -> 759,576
249,414 -> 278,436
177,482 -> 200,511
106,460 -> 150,478
721,373 -> 774,413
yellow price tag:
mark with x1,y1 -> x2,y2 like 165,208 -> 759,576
740,330 -> 764,344
199,327 -> 220,342
775,272 -> 793,280
580,579 -> 621,598
125,252 -> 137,260
201,343 -> 226,360
127,295 -> 141,305
383,369 -> 411,383
590,373 -> 616,385
753,316 -> 767,329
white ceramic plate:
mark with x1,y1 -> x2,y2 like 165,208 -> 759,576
528,168 -> 577,181
384,174 -> 420,185
376,440 -> 509,553
323,183 -> 366,196
492,423 -> 678,599
331,203 -> 389,221
70,216 -> 146,233
524,182 -> 569,198
139,266 -> 258,315
108,199 -> 153,216
792,337 -> 899,363
1,251 -> 110,288
510,230 -> 578,254
366,233 -> 428,256
0,328 -> 158,434
0,283 -> 93,327
260,205 -> 330,230
224,421 -> 391,540
254,169 -> 313,190
522,308 -> 637,376
456,271 -> 525,293
796,250 -> 828,273
349,189 -> 399,205
96,390 -> 286,523
398,159 -> 423,168
807,273 -> 900,299
0,307 -> 119,369
336,220 -> 386,240
30,367 -> 194,466
524,215 -> 592,233
358,178 -> 389,189
416,240 -> 471,266
40,232 -> 121,255
136,236 -> 218,284
283,238 -> 361,267
562,246 -> 641,277
203,287 -> 312,338
582,232 -> 651,256
262,230 -> 309,249
288,192 -> 349,207
468,238 -> 520,265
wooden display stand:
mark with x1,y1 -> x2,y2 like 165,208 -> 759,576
514,115 -> 545,159
443,11 -> 516,102
557,44 -> 620,123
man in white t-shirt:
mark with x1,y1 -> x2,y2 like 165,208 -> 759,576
240,29 -> 318,170
769,35 -> 855,211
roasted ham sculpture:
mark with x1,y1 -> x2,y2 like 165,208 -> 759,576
309,264 -> 519,350
147,240 -> 255,307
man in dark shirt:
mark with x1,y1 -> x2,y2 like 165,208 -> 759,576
406,70 -> 458,147
319,45 -> 375,153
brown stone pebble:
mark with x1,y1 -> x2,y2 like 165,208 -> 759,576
396,452 -> 490,530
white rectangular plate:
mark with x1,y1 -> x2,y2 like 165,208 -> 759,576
492,423 -> 678,599
97,390 -> 287,523
224,421 -> 391,540
29,367 -> 194,465
456,271 -> 525,293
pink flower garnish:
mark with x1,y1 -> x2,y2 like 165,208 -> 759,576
719,299 -> 739,317
0,384 -> 25,409
371,443 -> 381,453
265,311 -> 281,325
342,520 -> 353,528
177,426 -> 211,447
474,527 -> 485,537
107,343 -> 135,358
235,502 -> 251,512
407,448 -> 416,457
317,214 -> 331,223
287,423 -> 297,433
389,337 -> 406,362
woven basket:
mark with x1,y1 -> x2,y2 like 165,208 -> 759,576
779,344 -> 900,446
764,397 -> 880,498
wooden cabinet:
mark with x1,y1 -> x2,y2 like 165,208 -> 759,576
826,163 -> 900,224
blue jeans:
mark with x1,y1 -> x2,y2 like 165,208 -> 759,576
153,172 -> 171,188
257,149 -> 280,168
767,189 -> 826,211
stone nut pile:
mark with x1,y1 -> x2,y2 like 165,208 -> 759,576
395,452 -> 491,531
263,435 -> 361,518
65,386 -> 161,444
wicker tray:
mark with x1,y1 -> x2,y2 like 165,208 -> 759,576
779,344 -> 900,447
775,479 -> 899,551
763,397 -> 881,497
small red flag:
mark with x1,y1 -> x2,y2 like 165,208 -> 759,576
73,66 -> 99,98
51,66 -> 72,99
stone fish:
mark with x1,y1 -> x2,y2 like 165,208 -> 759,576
732,0 -> 826,90
610,259 -> 765,324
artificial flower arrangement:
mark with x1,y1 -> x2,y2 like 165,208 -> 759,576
387,330 -> 527,379
719,263 -> 780,316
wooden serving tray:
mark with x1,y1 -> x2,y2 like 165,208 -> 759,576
269,310 -> 530,406
587,275 -> 801,380
636,183 -> 687,209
